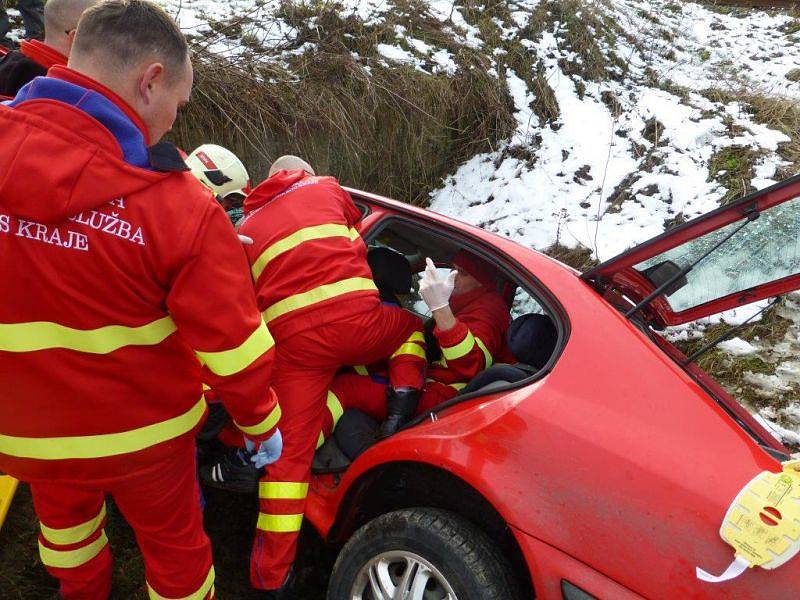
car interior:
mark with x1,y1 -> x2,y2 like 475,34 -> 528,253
312,218 -> 560,473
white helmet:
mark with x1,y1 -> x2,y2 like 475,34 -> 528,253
186,144 -> 251,198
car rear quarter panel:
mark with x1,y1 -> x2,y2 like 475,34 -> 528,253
495,243 -> 797,598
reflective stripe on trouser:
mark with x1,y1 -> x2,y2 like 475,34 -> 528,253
30,442 -> 214,600
252,362 -> 336,590
386,329 -> 426,390
252,303 -> 425,590
316,391 -> 344,449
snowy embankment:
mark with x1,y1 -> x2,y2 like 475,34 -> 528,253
12,0 -> 800,446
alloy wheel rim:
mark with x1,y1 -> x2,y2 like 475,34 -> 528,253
350,550 -> 458,600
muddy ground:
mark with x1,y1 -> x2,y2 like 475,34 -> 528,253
0,484 -> 333,599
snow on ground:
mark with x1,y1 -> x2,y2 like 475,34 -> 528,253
429,1 -> 797,261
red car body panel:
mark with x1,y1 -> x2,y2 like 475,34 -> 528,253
305,188 -> 800,598
512,527 -> 645,599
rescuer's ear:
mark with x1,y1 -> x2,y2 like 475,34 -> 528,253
139,62 -> 166,104
65,29 -> 77,55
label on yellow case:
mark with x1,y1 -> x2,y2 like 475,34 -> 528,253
697,461 -> 800,583
0,475 -> 18,531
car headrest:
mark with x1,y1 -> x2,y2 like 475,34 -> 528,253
507,313 -> 557,370
367,247 -> 412,295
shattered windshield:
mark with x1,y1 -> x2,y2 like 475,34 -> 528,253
635,195 -> 800,313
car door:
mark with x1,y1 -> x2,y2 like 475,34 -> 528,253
583,174 -> 800,328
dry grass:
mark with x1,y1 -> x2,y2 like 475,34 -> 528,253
170,1 -> 515,205
702,88 -> 800,179
675,301 -> 800,417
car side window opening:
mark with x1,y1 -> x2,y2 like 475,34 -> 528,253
365,220 -> 559,393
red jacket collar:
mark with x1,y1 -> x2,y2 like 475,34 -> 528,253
48,66 -> 151,145
244,169 -> 310,213
19,40 -> 67,69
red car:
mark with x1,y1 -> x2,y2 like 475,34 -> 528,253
302,177 -> 800,599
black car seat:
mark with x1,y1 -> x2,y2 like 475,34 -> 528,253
459,313 -> 557,395
367,246 -> 412,305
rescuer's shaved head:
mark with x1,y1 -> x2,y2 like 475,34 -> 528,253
45,0 -> 100,35
269,155 -> 316,177
42,0 -> 101,57
67,0 -> 193,144
70,0 -> 190,81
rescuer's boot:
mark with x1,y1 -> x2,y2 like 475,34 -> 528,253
260,567 -> 296,599
199,446 -> 259,494
378,387 -> 420,438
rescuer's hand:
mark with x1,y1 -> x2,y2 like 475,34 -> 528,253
420,257 -> 456,312
245,429 -> 283,468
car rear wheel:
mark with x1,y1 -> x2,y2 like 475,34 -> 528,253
327,508 -> 521,600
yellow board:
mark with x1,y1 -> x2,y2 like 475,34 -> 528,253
720,460 -> 800,569
0,475 -> 18,532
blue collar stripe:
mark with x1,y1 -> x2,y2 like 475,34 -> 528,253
9,77 -> 151,169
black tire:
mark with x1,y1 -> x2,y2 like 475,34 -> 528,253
327,508 -> 522,600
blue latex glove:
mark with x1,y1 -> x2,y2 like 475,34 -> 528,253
244,429 -> 283,469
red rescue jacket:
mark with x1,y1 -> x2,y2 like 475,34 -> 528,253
0,40 -> 65,99
0,68 -> 279,483
427,286 -> 513,393
240,170 -> 379,339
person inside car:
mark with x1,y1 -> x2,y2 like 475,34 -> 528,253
324,250 -> 514,437
0,0 -> 99,97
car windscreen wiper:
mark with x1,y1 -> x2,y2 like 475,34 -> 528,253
625,210 -> 760,320
681,295 -> 781,366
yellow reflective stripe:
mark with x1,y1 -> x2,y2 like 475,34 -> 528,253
195,321 -> 274,377
327,391 -> 344,427
257,513 -> 304,533
316,431 -> 325,449
38,532 -> 108,569
475,337 -> 493,368
390,342 -> 426,360
408,331 -> 425,343
441,331 -> 476,361
259,482 -> 309,500
40,504 -> 106,546
251,224 -> 360,281
263,277 -> 377,323
0,316 -> 176,354
202,383 -> 211,391
354,365 -> 369,376
235,403 -> 281,437
147,566 -> 215,600
0,397 -> 206,460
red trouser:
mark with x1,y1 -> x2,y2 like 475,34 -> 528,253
29,443 -> 214,600
324,372 -> 453,437
251,303 -> 422,590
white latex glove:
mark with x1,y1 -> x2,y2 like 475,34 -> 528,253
419,257 -> 456,312
238,234 -> 253,245
244,429 -> 283,468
